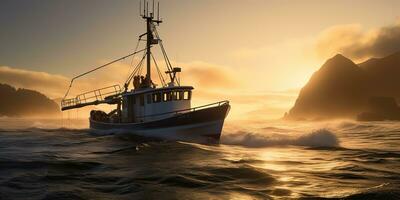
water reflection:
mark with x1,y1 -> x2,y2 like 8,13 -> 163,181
0,119 -> 399,199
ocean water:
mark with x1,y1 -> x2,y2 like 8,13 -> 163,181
0,119 -> 399,199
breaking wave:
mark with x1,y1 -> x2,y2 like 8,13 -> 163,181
221,128 -> 340,148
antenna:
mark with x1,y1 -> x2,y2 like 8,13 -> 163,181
146,1 -> 149,17
152,0 -> 155,16
143,0 -> 145,17
140,0 -> 162,24
157,2 -> 160,21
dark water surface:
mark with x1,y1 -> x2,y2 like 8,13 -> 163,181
0,119 -> 399,199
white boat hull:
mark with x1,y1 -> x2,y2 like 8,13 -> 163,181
90,103 -> 230,141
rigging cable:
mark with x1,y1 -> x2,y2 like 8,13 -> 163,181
154,28 -> 174,81
125,51 -> 147,86
151,52 -> 166,86
138,58 -> 145,77
125,39 -> 142,83
126,51 -> 146,83
62,48 -> 147,101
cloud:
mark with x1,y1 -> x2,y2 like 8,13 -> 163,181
0,59 -> 241,97
95,60 -> 241,92
179,61 -> 240,89
0,64 -> 125,99
0,66 -> 69,98
316,23 -> 400,61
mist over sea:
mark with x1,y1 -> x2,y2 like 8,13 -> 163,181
0,118 -> 399,199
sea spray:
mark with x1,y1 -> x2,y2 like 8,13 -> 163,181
221,128 -> 339,148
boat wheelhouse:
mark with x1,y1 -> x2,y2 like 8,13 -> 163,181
60,1 -> 230,141
121,86 -> 193,123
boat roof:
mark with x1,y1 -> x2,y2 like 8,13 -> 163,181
122,85 -> 194,97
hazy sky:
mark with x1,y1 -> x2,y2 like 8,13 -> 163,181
1,0 -> 400,119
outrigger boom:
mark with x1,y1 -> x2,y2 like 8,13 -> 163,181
61,85 -> 122,111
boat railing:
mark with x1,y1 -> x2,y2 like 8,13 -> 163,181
136,100 -> 229,120
61,85 -> 121,109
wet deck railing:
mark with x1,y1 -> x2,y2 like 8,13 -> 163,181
136,100 -> 229,120
61,85 -> 121,110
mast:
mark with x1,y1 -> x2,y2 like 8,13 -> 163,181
146,16 -> 151,86
141,0 -> 162,87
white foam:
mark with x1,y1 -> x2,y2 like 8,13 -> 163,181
221,128 -> 339,148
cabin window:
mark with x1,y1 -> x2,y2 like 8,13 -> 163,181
173,91 -> 181,100
152,92 -> 161,103
139,95 -> 144,106
163,92 -> 172,101
183,91 -> 191,100
147,94 -> 152,104
179,91 -> 184,100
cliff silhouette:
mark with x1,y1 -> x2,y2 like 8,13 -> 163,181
357,97 -> 400,121
285,51 -> 400,120
0,83 -> 60,117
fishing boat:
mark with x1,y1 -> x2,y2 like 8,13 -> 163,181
60,1 -> 230,141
